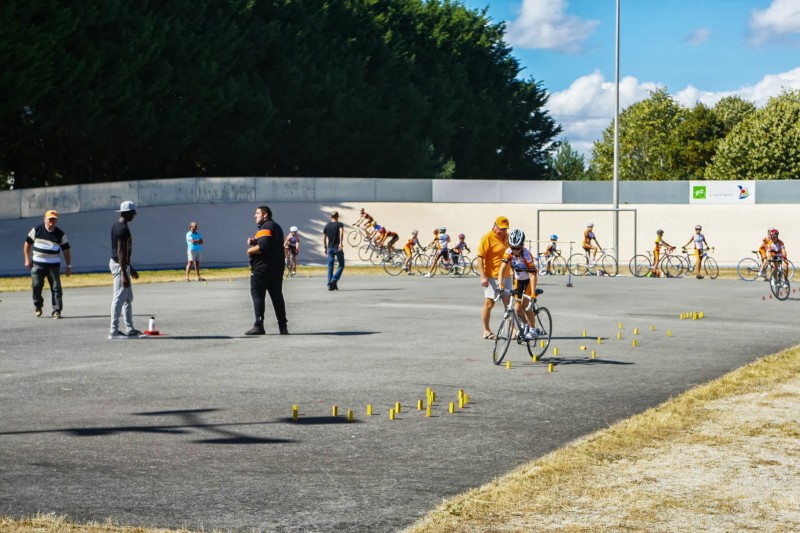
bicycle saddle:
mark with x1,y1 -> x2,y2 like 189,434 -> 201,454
535,288 -> 544,296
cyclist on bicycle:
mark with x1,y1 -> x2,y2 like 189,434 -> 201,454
425,228 -> 440,250
372,226 -> 388,249
355,208 -> 374,229
385,229 -> 399,253
583,223 -> 602,264
403,230 -> 422,274
542,234 -> 559,274
497,229 -> 539,340
683,224 -> 711,279
424,227 -> 450,277
651,229 -> 675,278
757,229 -> 773,278
767,228 -> 789,278
284,226 -> 300,275
449,233 -> 470,265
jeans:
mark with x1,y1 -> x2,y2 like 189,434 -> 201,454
109,259 -> 135,333
327,247 -> 345,286
250,270 -> 287,329
31,264 -> 63,312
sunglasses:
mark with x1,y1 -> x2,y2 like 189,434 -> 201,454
511,246 -> 523,251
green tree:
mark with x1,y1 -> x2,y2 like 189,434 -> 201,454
546,139 -> 589,180
705,90 -> 800,180
668,103 -> 724,180
713,95 -> 756,135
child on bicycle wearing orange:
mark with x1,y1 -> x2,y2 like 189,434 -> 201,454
424,227 -> 450,277
403,230 -> 421,274
767,228 -> 789,277
758,230 -> 772,277
497,229 -> 539,340
583,223 -> 601,264
651,229 -> 675,278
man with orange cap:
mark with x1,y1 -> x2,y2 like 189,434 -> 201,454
477,216 -> 511,339
24,209 -> 72,318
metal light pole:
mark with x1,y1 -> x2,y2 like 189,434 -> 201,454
613,0 -> 620,262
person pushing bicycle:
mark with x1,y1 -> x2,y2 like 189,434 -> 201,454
683,225 -> 711,279
651,229 -> 675,278
497,229 -> 540,341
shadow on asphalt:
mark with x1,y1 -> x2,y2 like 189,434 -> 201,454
291,331 -> 378,336
538,357 -> 634,366
277,416 -> 364,425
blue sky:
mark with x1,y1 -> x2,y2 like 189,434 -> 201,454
460,0 -> 800,156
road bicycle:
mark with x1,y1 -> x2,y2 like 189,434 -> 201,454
628,248 -> 681,278
358,240 -> 390,265
491,285 -> 552,364
568,248 -> 618,276
283,253 -> 297,279
737,250 -> 795,282
536,251 -> 567,276
768,256 -> 791,301
675,247 -> 718,279
346,224 -> 371,247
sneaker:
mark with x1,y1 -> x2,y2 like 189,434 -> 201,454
125,329 -> 144,337
407,271 -> 415,275
423,273 -> 432,278
34,307 -> 42,317
108,330 -> 124,339
696,275 -> 704,279
245,326 -> 266,335
52,311 -> 61,319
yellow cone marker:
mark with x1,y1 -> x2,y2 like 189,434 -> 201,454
617,332 -> 622,340
395,402 -> 402,413
292,405 -> 298,421
699,311 -> 705,318
632,339 -> 638,347
651,324 -> 655,331
417,399 -> 423,410
367,404 -> 373,416
426,406 -> 431,417
582,329 -> 587,337
580,346 -> 587,351
548,363 -> 554,372
618,322 -> 623,329
506,360 -> 512,369
591,350 -> 597,358
459,397 -> 464,409
532,355 -> 537,362
464,393 -> 469,404
332,405 -> 338,417
597,337 -> 602,345
667,329 -> 672,337
633,328 -> 639,335
389,408 -> 395,420
449,402 -> 455,414
540,340 -> 545,348
553,347 -> 559,356
347,409 -> 354,422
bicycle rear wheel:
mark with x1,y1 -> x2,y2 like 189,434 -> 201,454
736,258 -> 759,281
492,315 -> 514,365
414,254 -> 429,275
704,257 -> 719,279
788,260 -> 796,281
629,255 -> 651,277
358,244 -> 373,262
552,256 -> 568,276
526,306 -> 552,359
451,255 -> 469,277
347,229 -> 362,247
568,253 -> 589,276
369,248 -> 385,266
771,269 -> 790,301
666,255 -> 686,278
383,252 -> 405,276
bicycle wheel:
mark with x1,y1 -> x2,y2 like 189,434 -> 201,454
704,257 -> 719,279
771,269 -> 790,301
492,315 -> 514,365
358,244 -> 373,262
414,254 -> 430,275
526,306 -> 552,359
347,229 -> 362,247
736,258 -> 759,281
552,256 -> 568,276
450,255 -> 469,277
460,255 -> 473,276
369,248 -> 385,266
383,252 -> 405,276
661,255 -> 680,278
471,256 -> 480,276
629,255 -> 651,277
600,255 -> 618,276
568,253 -> 589,276
788,260 -> 796,281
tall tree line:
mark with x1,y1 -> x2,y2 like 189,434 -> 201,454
0,0 -> 561,189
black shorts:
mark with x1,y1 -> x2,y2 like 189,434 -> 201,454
513,278 -> 530,297
287,247 -> 298,255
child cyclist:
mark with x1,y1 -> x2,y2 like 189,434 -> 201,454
284,226 -> 300,275
403,230 -> 422,274
542,234 -> 558,274
424,227 -> 450,277
651,229 -> 675,277
449,233 -> 471,265
497,229 -> 540,340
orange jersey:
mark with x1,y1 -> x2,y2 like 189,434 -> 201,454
583,229 -> 595,248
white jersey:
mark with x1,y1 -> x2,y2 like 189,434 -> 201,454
693,233 -> 705,250
437,233 -> 449,250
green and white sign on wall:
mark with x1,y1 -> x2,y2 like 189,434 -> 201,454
689,181 -> 755,204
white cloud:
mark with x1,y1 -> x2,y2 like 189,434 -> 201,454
685,27 -> 711,46
546,68 -> 800,157
749,0 -> 800,45
506,0 -> 599,53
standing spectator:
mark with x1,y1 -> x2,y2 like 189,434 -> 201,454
185,221 -> 205,282
246,206 -> 288,335
683,224 -> 711,279
477,216 -> 511,339
23,209 -> 72,318
323,211 -> 345,291
109,201 -> 141,338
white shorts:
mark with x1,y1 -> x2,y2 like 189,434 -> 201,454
187,250 -> 201,262
484,276 -> 512,299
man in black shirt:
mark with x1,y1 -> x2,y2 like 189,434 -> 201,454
246,205 -> 288,335
323,210 -> 345,290
109,201 -> 141,338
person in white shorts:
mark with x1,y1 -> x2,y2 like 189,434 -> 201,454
185,221 -> 205,281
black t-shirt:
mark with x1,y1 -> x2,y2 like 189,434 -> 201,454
111,220 -> 132,263
250,219 -> 285,273
323,221 -> 344,249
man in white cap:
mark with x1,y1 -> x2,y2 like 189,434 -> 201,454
109,201 -> 141,338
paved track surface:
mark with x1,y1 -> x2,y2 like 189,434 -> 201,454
1,273 -> 799,532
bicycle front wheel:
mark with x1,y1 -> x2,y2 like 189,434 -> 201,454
704,257 -> 719,279
383,252 -> 405,276
568,253 -> 589,276
527,306 -> 552,359
369,248 -> 385,266
451,255 -> 469,277
788,260 -> 796,281
551,256 -> 568,276
471,256 -> 480,276
629,255 -> 651,277
600,255 -> 618,276
414,254 -> 430,275
771,270 -> 791,301
492,315 -> 514,365
736,258 -> 759,281
347,230 -> 362,247
358,244 -> 373,262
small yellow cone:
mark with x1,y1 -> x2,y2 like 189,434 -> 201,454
292,405 -> 298,422
548,363 -> 554,372
532,355 -> 537,362
667,329 -> 672,337
617,332 -> 622,340
426,406 -> 431,417
633,328 -> 639,335
506,360 -> 511,369
580,346 -> 587,351
618,322 -> 623,329
449,402 -> 455,414
597,337 -> 602,345
389,408 -> 395,420
582,329 -> 587,337
591,350 -> 597,358
417,399 -> 423,410
395,402 -> 402,413
367,404 -> 373,416
553,347 -> 559,356
347,409 -> 353,422
332,405 -> 338,417
632,339 -> 638,347
651,324 -> 655,331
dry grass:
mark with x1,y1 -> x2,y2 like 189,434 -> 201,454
0,514 -> 205,533
0,265 -> 388,292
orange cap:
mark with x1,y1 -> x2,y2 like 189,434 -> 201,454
495,216 -> 509,229
45,210 -> 59,219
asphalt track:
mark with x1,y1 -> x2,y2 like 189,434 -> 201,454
1,272 -> 799,532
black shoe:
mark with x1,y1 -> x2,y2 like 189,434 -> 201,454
696,275 -> 704,279
328,285 -> 335,291
245,326 -> 266,335
279,326 -> 289,335
332,281 -> 339,290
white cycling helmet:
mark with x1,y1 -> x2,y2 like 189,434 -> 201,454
508,229 -> 525,247
289,226 -> 298,232
587,222 -> 594,227
695,224 -> 702,230
412,229 -> 418,235
439,226 -> 447,233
